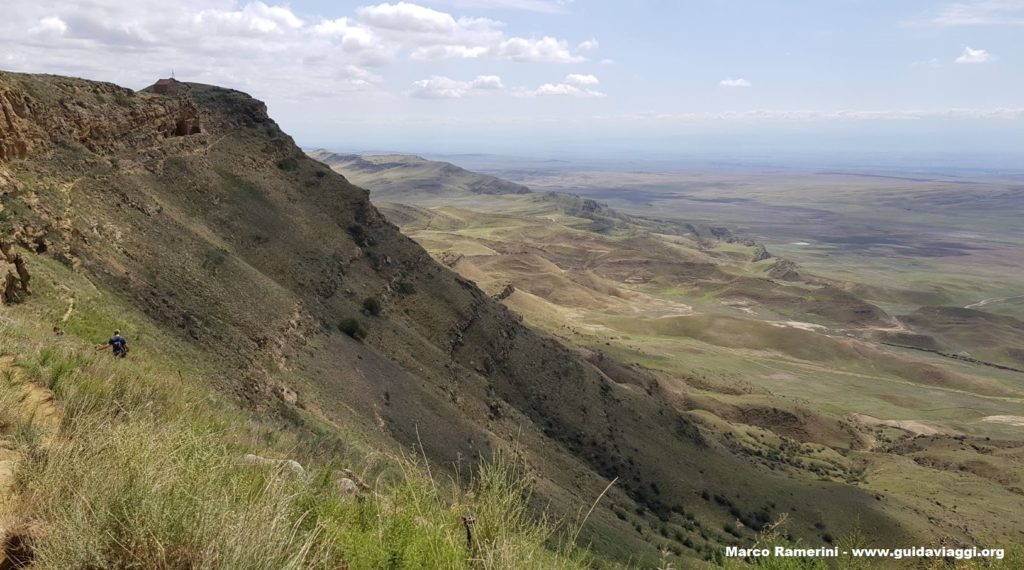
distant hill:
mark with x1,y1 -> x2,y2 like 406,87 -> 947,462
308,150 -> 531,199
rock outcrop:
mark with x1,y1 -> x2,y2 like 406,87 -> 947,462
0,72 -> 203,163
0,84 -> 44,161
751,243 -> 772,262
0,240 -> 30,304
766,258 -> 800,281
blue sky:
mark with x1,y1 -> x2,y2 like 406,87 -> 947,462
3,0 -> 1023,161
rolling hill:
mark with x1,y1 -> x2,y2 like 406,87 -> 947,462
306,151 -> 531,201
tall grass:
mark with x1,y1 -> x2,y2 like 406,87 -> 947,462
0,317 -> 593,569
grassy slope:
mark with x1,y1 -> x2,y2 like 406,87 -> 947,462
0,250 -> 591,569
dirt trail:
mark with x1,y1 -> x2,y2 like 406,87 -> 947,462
851,413 -> 956,436
965,295 -> 1024,310
0,356 -> 61,506
61,295 -> 75,323
980,415 -> 1024,427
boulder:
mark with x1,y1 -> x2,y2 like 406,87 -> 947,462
337,477 -> 359,497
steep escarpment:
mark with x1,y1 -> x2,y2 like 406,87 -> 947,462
0,71 -> 919,565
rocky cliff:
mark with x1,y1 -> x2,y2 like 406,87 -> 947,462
0,76 -> 200,162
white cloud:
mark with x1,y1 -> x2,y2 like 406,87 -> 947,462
927,1 -> 1024,26
410,44 -> 490,60
518,75 -> 605,97
313,18 -> 371,47
577,38 -> 599,51
564,73 -> 599,86
357,2 -> 467,34
720,78 -> 752,88
311,17 -> 391,63
29,16 -> 68,36
955,46 -> 991,63
0,0 -> 594,107
409,74 -> 505,98
471,75 -> 504,89
344,65 -> 384,85
350,3 -> 586,63
491,36 -> 584,63
426,0 -> 571,13
193,2 -> 304,35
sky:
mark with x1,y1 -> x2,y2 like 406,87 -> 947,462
2,0 -> 1023,163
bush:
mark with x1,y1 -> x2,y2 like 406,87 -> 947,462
338,318 -> 367,341
362,297 -> 382,316
394,281 -> 416,295
276,157 -> 300,171
346,224 -> 369,247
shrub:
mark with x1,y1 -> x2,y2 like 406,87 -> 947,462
394,281 -> 416,295
338,318 -> 367,341
276,157 -> 300,171
362,297 -> 382,317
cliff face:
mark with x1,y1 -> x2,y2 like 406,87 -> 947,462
0,84 -> 38,160
0,76 -> 201,162
0,71 -> 916,563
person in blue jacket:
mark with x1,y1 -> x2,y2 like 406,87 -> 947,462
107,329 -> 129,358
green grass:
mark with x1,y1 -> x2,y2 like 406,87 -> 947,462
0,256 -> 594,570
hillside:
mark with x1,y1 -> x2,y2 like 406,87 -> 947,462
320,151 -> 1024,560
4,72 -> 1022,568
306,151 -> 531,201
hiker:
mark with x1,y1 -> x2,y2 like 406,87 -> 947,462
105,329 -> 129,358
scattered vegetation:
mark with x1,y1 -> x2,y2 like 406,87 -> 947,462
362,296 -> 382,317
394,280 -> 416,295
276,156 -> 300,171
338,317 -> 368,341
